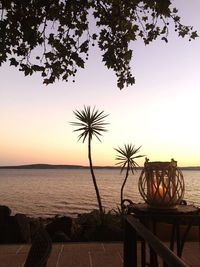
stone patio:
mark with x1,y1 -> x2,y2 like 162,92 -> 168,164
0,242 -> 199,267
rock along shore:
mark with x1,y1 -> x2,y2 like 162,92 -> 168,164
0,205 -> 124,244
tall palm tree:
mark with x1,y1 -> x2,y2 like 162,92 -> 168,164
115,144 -> 144,208
71,106 -> 108,213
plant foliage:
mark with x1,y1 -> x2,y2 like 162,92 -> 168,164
115,143 -> 144,206
0,0 -> 198,89
71,106 -> 108,143
115,144 -> 144,173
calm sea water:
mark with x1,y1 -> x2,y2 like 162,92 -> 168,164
0,169 -> 199,218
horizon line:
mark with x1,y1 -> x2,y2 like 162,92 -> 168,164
0,163 -> 200,170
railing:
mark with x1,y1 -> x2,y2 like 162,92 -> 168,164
128,213 -> 200,258
124,215 -> 188,267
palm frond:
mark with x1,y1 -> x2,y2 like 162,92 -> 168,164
71,106 -> 108,143
114,143 -> 145,173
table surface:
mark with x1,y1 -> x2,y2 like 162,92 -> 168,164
128,203 -> 199,216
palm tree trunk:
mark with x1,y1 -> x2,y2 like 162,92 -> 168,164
88,135 -> 103,213
121,163 -> 130,208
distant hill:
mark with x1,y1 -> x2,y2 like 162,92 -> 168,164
180,166 -> 200,171
0,163 -> 199,170
0,163 -> 120,170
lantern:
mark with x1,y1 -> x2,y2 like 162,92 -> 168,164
138,158 -> 185,209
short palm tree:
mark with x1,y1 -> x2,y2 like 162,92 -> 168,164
115,144 -> 144,208
71,106 -> 108,213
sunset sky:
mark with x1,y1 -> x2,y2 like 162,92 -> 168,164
1,1 -> 200,167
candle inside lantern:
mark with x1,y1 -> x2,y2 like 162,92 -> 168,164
153,184 -> 164,196
151,182 -> 168,204
158,185 -> 165,197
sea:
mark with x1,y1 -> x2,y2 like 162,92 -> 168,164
0,169 -> 199,218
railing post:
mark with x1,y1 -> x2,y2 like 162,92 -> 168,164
149,245 -> 158,267
141,238 -> 146,267
124,218 -> 137,267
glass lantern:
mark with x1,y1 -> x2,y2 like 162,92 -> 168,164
138,158 -> 185,209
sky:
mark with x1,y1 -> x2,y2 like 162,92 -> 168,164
1,1 -> 200,167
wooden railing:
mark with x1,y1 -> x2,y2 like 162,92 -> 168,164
124,215 -> 188,267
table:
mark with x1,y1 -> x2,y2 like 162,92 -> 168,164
128,203 -> 200,258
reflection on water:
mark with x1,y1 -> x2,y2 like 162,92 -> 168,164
0,169 -> 199,217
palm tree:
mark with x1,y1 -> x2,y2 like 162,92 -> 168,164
71,106 -> 108,213
114,144 -> 144,208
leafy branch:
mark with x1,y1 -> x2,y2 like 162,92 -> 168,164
0,0 -> 198,89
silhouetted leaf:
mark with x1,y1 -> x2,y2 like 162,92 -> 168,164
9,58 -> 18,67
76,57 -> 85,68
161,37 -> 168,43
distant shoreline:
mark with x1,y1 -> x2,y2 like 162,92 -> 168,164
0,163 -> 120,170
0,163 -> 200,171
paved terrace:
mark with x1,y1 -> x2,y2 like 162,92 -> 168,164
0,242 -> 199,267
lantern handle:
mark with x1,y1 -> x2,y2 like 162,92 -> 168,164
144,157 -> 149,166
171,158 -> 177,167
